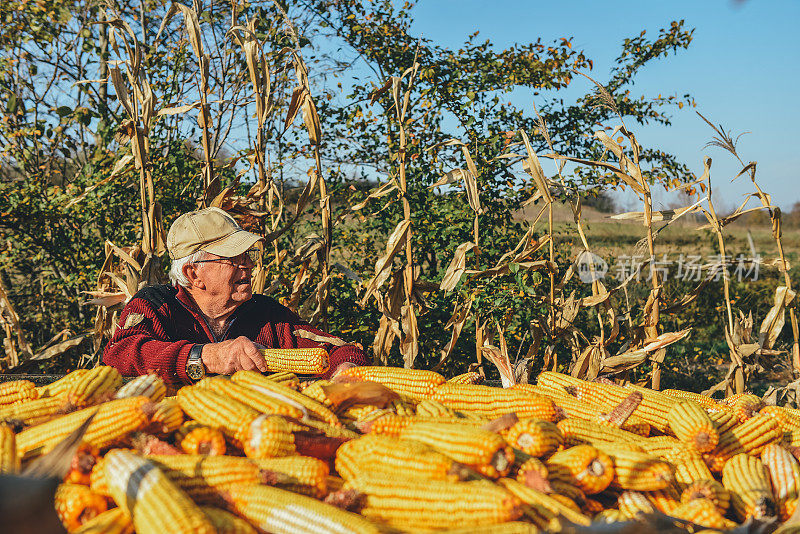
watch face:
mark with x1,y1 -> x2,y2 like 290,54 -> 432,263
187,361 -> 204,380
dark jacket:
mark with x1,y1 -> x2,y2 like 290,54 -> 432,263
102,284 -> 368,384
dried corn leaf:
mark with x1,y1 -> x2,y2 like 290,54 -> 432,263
760,286 -> 797,349
520,129 -> 553,203
440,242 -> 477,292
359,220 -> 411,306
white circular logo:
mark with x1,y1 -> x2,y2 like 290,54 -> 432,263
576,251 -> 608,283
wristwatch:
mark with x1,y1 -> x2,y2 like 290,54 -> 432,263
186,344 -> 206,381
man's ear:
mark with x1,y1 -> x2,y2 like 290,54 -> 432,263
183,262 -> 206,289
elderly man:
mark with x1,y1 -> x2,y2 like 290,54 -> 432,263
103,207 -> 368,384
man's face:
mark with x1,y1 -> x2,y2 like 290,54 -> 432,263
193,251 -> 255,308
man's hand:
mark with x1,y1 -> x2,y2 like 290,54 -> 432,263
200,336 -> 268,375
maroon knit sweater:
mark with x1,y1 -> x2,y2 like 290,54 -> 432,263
103,284 -> 368,384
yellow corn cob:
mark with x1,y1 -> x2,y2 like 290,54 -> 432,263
671,448 -> 716,488
416,398 -> 463,418
570,382 -> 677,433
146,398 -> 183,435
681,479 -> 731,513
535,371 -> 587,390
336,366 -> 446,401
115,374 -> 166,402
200,506 -> 257,534
366,414 -> 477,436
438,523 -> 539,533
665,402 -> 718,454
515,456 -> 549,489
644,487 -> 681,514
54,482 -> 109,531
548,479 -> 586,507
0,380 -> 38,406
338,403 -> 387,422
265,371 -> 300,388
345,475 -> 523,530
638,436 -> 683,458
722,393 -> 763,422
780,498 -> 799,523
556,418 -> 645,448
762,443 -> 800,517
65,443 -> 100,486
596,444 -> 674,491
433,383 -> 559,421
231,370 -> 340,426
662,389 -> 720,409
400,421 -> 514,478
176,386 -> 258,447
71,508 -> 133,534
617,490 -> 656,519
145,454 -> 267,505
335,433 -> 464,482
704,413 -> 783,472
581,497 -> 605,517
294,416 -> 359,439
671,498 -> 736,530
707,407 -> 739,435
198,377 -> 305,420
518,383 -> 651,436
89,455 -> 111,496
16,396 -> 152,460
545,444 -> 614,494
0,395 -> 65,426
497,477 -> 590,527
37,369 -> 91,398
0,424 -> 18,473
227,483 -> 383,534
65,366 -> 123,407
299,380 -> 334,407
761,405 -> 800,430
505,418 -> 563,457
722,452 -> 777,520
176,422 -> 226,456
258,347 -> 329,374
250,456 -> 329,498
594,510 -> 624,524
104,450 -> 215,534
242,414 -> 296,459
447,371 -> 484,385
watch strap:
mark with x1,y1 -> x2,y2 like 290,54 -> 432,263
189,343 -> 205,362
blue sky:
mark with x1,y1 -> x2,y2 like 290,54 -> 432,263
405,0 -> 800,211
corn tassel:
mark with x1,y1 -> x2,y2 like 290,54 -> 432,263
400,421 -> 514,478
104,450 -> 215,534
227,483 -> 383,534
545,444 -> 614,494
16,396 -> 151,460
55,483 -> 109,531
722,452 -> 777,520
667,401 -> 718,452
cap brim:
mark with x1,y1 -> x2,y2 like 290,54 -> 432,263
202,229 -> 263,258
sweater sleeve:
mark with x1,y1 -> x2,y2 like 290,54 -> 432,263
102,297 -> 193,384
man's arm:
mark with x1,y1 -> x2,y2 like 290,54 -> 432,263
103,298 -> 194,384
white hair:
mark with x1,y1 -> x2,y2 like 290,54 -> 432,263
168,250 -> 209,287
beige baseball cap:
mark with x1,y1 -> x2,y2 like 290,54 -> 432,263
166,207 -> 263,260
